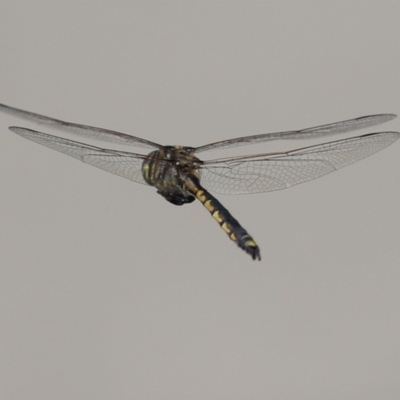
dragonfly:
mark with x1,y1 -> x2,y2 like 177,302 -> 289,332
1,103 -> 399,260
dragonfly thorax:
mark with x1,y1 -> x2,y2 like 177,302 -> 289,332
141,146 -> 201,206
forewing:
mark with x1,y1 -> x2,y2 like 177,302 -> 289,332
200,132 -> 400,194
195,114 -> 397,153
9,127 -> 149,185
1,103 -> 162,150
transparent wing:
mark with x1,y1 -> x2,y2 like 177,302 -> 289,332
199,131 -> 400,194
195,114 -> 397,153
1,103 -> 162,150
9,127 -> 149,185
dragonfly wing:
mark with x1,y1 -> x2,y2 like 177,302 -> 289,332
200,131 -> 400,194
9,127 -> 148,185
1,103 -> 162,150
195,114 -> 397,153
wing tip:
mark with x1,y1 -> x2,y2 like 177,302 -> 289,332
381,113 -> 397,121
9,126 -> 28,134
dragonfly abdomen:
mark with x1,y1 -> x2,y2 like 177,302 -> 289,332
185,178 -> 261,260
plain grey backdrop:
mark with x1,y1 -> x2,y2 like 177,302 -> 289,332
1,1 -> 399,399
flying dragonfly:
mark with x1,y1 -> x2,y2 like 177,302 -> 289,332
1,103 -> 399,260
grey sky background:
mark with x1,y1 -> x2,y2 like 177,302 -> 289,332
1,1 -> 400,399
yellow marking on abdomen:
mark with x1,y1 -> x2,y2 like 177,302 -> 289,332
229,233 -> 237,241
245,240 -> 257,248
212,211 -> 223,223
221,222 -> 231,234
196,190 -> 206,203
204,200 -> 214,212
